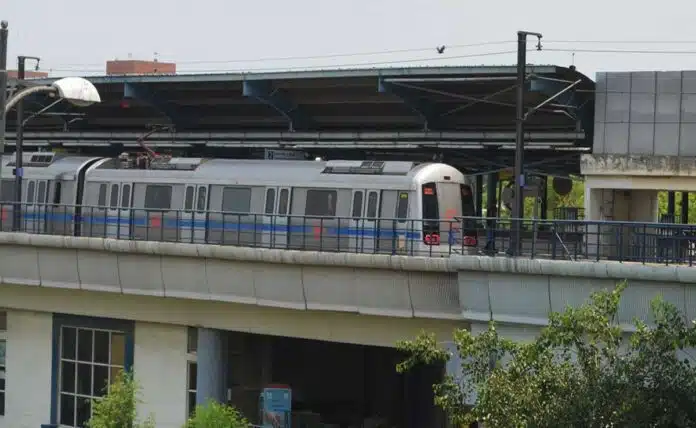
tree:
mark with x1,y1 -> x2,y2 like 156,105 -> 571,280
87,370 -> 155,428
396,281 -> 696,428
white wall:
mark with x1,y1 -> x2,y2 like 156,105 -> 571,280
134,322 -> 188,428
1,310 -> 52,428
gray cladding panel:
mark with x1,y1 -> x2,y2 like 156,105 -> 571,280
594,70 -> 696,156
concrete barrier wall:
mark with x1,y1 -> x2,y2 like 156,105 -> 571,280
0,233 -> 459,320
1,233 -> 694,328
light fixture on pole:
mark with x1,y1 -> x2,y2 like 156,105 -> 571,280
2,76 -> 101,230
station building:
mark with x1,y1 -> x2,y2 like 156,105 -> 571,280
0,63 -> 595,428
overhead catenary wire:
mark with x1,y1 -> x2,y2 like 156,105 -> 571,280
41,38 -> 696,70
52,40 -> 517,68
34,39 -> 696,76
43,49 -> 521,74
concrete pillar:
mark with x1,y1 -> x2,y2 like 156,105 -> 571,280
196,328 -> 227,405
668,192 -> 676,216
475,175 -> 484,216
486,173 -> 498,215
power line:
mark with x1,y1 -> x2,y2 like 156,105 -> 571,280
45,49 -> 520,74
546,48 -> 696,55
38,39 -> 696,75
53,40 -> 516,68
546,40 -> 696,45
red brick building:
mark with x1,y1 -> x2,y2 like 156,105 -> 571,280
106,60 -> 176,75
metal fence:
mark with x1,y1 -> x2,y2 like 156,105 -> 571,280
2,202 -> 696,265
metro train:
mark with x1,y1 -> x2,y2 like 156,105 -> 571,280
0,152 -> 478,255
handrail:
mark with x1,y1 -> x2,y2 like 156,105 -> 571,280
2,202 -> 695,265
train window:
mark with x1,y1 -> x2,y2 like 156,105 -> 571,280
0,180 -> 14,203
196,187 -> 207,213
26,181 -> 35,204
97,184 -> 107,207
144,185 -> 173,210
222,187 -> 251,213
422,182 -> 440,242
53,182 -> 62,204
278,189 -> 290,215
396,192 -> 409,219
37,181 -> 46,205
422,183 -> 439,219
184,186 -> 194,211
305,190 -> 337,217
366,191 -> 378,219
351,191 -> 364,218
460,184 -> 475,216
109,184 -> 119,209
121,184 -> 131,209
264,189 -> 276,215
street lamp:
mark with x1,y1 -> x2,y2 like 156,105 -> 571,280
2,76 -> 101,230
3,77 -> 101,114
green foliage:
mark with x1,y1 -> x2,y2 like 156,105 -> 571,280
87,371 -> 155,428
397,281 -> 696,428
184,399 -> 249,428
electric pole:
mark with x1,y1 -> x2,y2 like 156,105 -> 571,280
511,30 -> 542,256
0,21 -> 8,203
13,55 -> 40,231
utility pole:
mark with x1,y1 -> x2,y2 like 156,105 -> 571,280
511,30 -> 542,256
0,21 -> 8,203
13,55 -> 40,231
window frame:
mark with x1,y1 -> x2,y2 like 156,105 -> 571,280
50,314 -> 134,427
0,310 -> 6,417
186,327 -> 198,417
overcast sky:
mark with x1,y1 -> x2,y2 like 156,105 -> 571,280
3,0 -> 696,80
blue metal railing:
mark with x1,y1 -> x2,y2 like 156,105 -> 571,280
3,202 -> 696,265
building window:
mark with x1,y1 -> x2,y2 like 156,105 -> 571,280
0,311 -> 6,417
52,315 -> 134,428
187,327 -> 197,417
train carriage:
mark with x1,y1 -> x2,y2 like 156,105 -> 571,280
82,156 -> 476,256
0,153 -> 102,235
1,152 -> 476,256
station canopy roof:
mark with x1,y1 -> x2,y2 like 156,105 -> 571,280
4,64 -> 595,175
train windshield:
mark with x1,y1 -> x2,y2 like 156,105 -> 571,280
421,181 -> 466,245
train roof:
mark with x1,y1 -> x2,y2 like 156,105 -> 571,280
0,154 -> 100,180
87,157 -> 464,187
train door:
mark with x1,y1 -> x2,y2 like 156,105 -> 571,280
106,183 -> 132,239
361,190 -> 380,253
262,187 -> 291,248
181,185 -> 208,244
349,190 -> 364,252
23,179 -> 47,233
22,180 -> 37,233
437,182 -> 464,252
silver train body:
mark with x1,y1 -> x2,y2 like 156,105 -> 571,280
0,153 -> 476,255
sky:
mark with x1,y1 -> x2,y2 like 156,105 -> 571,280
3,0 -> 696,80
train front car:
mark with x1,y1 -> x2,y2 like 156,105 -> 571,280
411,163 -> 477,256
0,153 -> 103,236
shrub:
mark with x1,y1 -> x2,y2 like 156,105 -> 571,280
184,400 -> 249,428
87,370 -> 155,428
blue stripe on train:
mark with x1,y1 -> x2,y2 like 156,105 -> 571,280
19,212 -> 431,241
